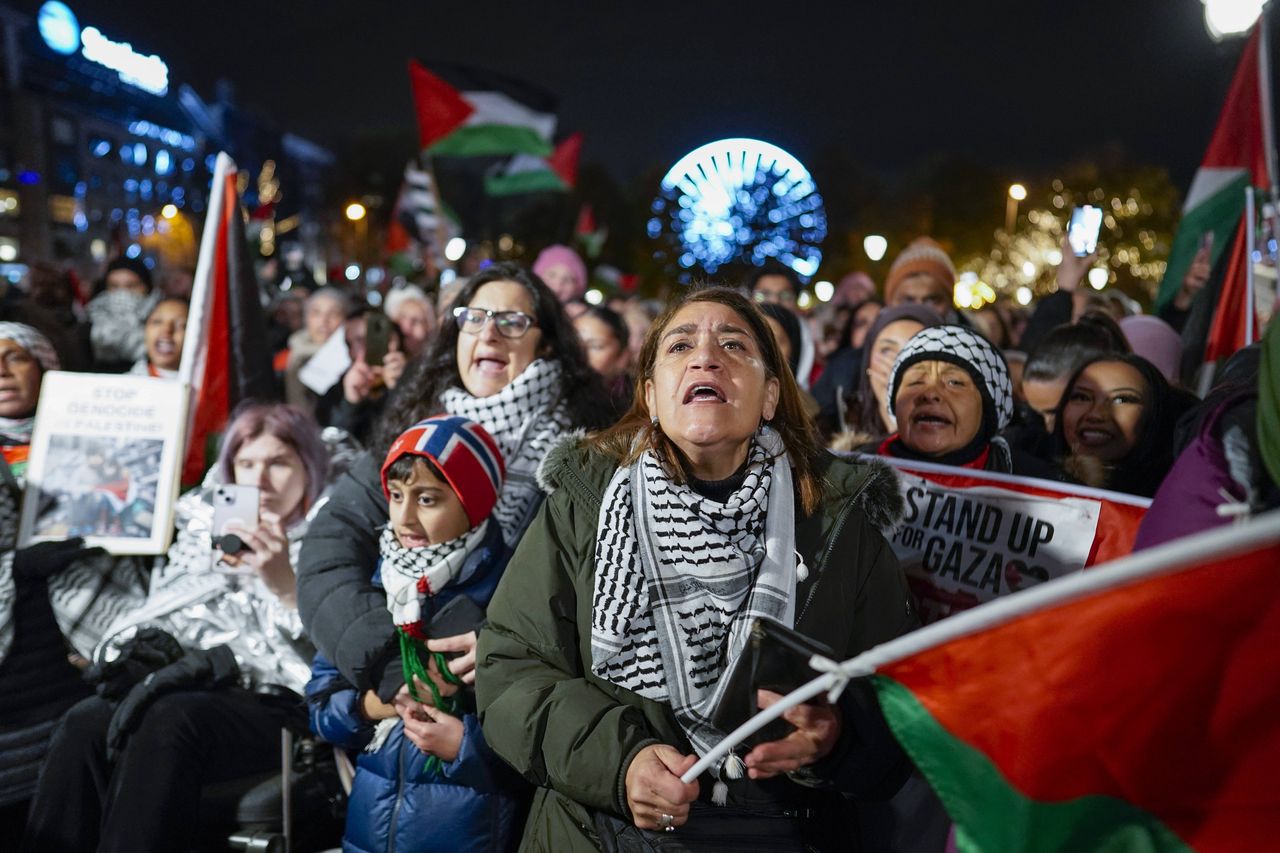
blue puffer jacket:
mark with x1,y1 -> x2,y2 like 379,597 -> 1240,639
306,521 -> 525,853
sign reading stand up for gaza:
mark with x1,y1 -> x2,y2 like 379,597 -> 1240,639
858,455 -> 1152,624
17,372 -> 187,555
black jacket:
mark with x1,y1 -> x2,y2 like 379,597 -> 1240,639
295,453 -> 405,699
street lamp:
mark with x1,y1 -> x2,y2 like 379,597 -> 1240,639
1006,183 -> 1027,233
1202,0 -> 1264,40
863,234 -> 888,262
345,202 -> 367,221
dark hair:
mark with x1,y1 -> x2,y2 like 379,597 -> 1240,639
1051,353 -> 1197,497
94,257 -> 153,296
745,262 -> 802,297
578,304 -> 630,351
145,296 -> 189,322
849,304 -> 942,437
384,453 -> 445,488
1023,311 -> 1130,385
590,286 -> 825,514
838,298 -> 883,352
373,262 -> 609,456
756,302 -> 803,378
216,402 -> 329,513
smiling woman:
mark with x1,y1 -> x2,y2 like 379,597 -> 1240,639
476,286 -> 921,851
1052,353 -> 1197,497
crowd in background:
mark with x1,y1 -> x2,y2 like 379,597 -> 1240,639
0,230 -> 1276,851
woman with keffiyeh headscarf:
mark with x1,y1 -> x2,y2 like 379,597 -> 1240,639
475,287 -> 917,852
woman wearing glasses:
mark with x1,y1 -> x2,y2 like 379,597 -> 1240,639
296,264 -> 608,727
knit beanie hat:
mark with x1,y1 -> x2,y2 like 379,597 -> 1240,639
1119,315 -> 1181,383
381,415 -> 505,528
888,325 -> 1013,432
883,238 -> 956,304
0,322 -> 60,371
103,257 -> 154,292
532,244 -> 588,296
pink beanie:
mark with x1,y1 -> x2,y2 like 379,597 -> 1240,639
532,244 -> 587,298
1119,315 -> 1182,383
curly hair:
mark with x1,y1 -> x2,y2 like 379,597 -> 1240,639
589,286 -> 825,514
372,262 -> 609,456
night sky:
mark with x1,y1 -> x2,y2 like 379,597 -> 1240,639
11,0 -> 1259,191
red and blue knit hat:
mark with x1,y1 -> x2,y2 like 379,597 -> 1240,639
380,415 -> 505,527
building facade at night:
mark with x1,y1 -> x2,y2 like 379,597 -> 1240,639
0,1 -> 332,284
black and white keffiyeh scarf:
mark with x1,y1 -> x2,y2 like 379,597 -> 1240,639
87,289 -> 158,366
440,358 -> 573,540
590,427 -> 798,782
378,523 -> 486,637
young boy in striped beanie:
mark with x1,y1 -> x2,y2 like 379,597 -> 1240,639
306,414 -> 524,853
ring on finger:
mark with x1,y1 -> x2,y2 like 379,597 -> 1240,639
658,812 -> 675,832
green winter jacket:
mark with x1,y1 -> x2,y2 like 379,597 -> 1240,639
476,440 -> 918,852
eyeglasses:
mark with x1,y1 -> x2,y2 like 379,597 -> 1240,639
452,306 -> 538,339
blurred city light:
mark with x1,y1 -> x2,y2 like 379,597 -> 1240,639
1015,286 -> 1033,305
344,263 -> 360,281
584,288 -> 604,305
1008,183 -> 1028,201
1088,267 -> 1109,289
161,203 -> 177,219
444,236 -> 467,262
1202,0 -> 1264,40
863,234 -> 888,261
344,202 -> 366,221
814,280 -> 835,302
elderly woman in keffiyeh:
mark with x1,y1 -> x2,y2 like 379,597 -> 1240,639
476,287 -> 919,852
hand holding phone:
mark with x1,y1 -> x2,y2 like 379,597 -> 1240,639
211,484 -> 259,573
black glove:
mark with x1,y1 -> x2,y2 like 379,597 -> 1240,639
12,538 -> 106,580
106,645 -> 240,759
84,627 -> 186,701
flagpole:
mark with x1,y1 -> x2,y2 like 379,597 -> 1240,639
1247,185 -> 1257,344
422,152 -> 453,272
1261,5 -> 1279,205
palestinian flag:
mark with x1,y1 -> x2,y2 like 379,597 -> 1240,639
178,152 -> 273,485
393,156 -> 458,253
408,60 -> 555,158
1156,26 -> 1269,363
867,511 -> 1280,851
485,132 -> 582,196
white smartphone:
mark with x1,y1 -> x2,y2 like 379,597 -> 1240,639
210,484 -> 259,566
1067,205 -> 1104,257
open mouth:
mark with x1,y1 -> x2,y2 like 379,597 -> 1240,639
910,410 -> 953,429
397,531 -> 430,548
683,382 -> 727,404
153,339 -> 176,356
1077,427 -> 1115,446
472,355 -> 508,375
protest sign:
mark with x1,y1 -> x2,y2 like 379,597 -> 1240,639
18,372 -> 187,555
862,455 -> 1151,623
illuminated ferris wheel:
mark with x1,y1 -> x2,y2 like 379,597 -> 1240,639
649,138 -> 827,283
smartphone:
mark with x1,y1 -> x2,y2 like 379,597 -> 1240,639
211,484 -> 259,547
365,312 -> 391,367
1067,205 -> 1104,256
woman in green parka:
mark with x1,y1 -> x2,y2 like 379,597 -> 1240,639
476,287 -> 919,852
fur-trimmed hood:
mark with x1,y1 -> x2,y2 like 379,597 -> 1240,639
535,434 -> 904,535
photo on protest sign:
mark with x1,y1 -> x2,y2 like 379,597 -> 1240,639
861,456 -> 1150,625
18,372 -> 188,555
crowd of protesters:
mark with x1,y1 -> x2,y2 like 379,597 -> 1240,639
0,230 -> 1276,852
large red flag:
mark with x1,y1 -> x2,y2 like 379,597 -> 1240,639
407,60 -> 475,150
179,153 -> 273,484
